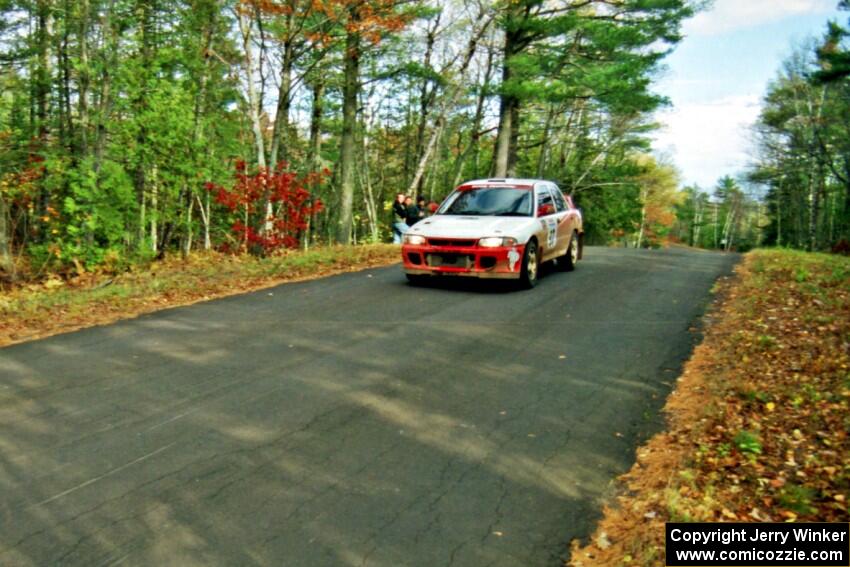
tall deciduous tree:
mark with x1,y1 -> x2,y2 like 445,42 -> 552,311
0,0 -> 716,280
752,38 -> 850,251
329,0 -> 410,244
491,0 -> 693,177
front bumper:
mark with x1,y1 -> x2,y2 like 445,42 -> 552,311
401,242 -> 525,279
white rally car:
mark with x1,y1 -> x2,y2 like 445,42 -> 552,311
401,178 -> 583,288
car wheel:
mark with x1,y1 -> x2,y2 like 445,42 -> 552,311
519,240 -> 540,289
406,273 -> 427,285
558,231 -> 579,272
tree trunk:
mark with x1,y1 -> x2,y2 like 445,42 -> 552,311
150,165 -> 158,252
134,0 -> 152,251
0,195 -> 14,279
805,86 -> 826,251
635,187 -> 647,248
536,104 -> 556,178
139,187 -> 146,246
178,21 -> 214,258
692,198 -> 702,246
807,163 -> 819,251
34,0 -> 53,230
560,101 -> 584,170
723,202 -> 737,252
58,0 -> 72,151
238,9 -> 266,171
713,203 -> 718,249
263,34 -> 293,244
401,84 -> 414,184
307,76 -> 325,170
78,0 -> 90,157
360,165 -> 379,243
182,191 -> 194,257
305,74 -> 325,247
493,29 -> 519,177
238,5 -> 271,242
843,160 -> 850,240
35,0 -> 52,145
508,101 -> 520,175
268,31 -> 294,168
406,119 -> 443,196
94,1 -> 115,174
492,96 -> 516,177
196,193 -> 211,251
411,15 -> 440,195
336,14 -> 360,244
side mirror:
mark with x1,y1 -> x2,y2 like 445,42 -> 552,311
537,203 -> 555,217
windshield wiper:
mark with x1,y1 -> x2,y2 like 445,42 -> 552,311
496,212 -> 529,217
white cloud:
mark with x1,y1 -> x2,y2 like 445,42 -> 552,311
653,95 -> 762,188
684,0 -> 836,37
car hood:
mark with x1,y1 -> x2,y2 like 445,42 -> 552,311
409,215 -> 533,239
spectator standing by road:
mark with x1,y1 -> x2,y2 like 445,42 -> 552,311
392,193 -> 409,243
405,196 -> 420,228
416,197 -> 428,221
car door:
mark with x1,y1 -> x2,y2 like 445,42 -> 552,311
549,184 -> 573,255
535,185 -> 559,260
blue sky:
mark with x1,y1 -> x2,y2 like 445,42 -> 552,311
652,0 -> 847,189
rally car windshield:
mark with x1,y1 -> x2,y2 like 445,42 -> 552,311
438,187 -> 532,217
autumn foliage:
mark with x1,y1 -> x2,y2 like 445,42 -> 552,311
246,0 -> 409,45
206,162 -> 325,253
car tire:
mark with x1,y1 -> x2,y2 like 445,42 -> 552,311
519,240 -> 540,289
557,231 -> 579,272
406,273 -> 427,285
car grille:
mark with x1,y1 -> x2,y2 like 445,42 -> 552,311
425,253 -> 474,268
427,238 -> 476,247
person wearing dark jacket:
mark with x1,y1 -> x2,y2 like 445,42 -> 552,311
416,196 -> 428,221
404,196 -> 420,227
392,193 -> 408,243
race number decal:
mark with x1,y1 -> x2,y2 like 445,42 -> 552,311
545,218 -> 557,249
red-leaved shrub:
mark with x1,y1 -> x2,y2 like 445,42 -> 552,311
206,161 -> 326,253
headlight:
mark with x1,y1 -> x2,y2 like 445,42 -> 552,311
478,237 -> 517,248
404,234 -> 427,245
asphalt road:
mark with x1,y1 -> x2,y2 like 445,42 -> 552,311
0,246 -> 737,567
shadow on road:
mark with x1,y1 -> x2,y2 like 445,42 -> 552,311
0,246 -> 739,566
